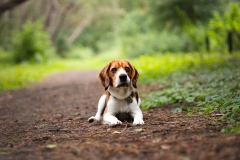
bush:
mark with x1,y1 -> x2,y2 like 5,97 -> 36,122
208,2 -> 240,52
120,31 -> 187,57
132,52 -> 233,84
183,23 -> 206,52
0,48 -> 13,64
65,46 -> 94,59
119,10 -> 207,57
12,20 -> 54,63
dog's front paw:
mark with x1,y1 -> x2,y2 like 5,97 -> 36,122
88,116 -> 96,123
88,114 -> 101,123
133,118 -> 144,125
104,118 -> 122,126
111,119 -> 122,126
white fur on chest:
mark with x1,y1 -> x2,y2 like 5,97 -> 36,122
107,95 -> 136,115
108,85 -> 133,99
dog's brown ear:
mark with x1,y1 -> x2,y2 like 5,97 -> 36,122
98,62 -> 111,90
128,62 -> 139,88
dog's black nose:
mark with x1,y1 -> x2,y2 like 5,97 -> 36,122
119,74 -> 127,82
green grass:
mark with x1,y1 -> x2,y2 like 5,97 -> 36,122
135,52 -> 240,133
132,52 -> 237,84
0,49 -> 123,91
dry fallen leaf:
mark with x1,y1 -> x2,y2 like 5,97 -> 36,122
152,138 -> 162,143
46,144 -> 57,149
112,131 -> 121,134
135,128 -> 145,132
112,124 -> 128,134
161,145 -> 171,150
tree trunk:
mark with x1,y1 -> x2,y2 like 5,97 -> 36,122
0,0 -> 27,15
227,31 -> 233,53
50,2 -> 74,42
67,13 -> 94,45
205,35 -> 210,52
44,0 -> 53,30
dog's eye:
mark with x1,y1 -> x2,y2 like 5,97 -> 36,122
125,67 -> 130,72
111,68 -> 117,73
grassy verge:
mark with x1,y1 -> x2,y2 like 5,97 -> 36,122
0,50 -> 123,91
134,52 -> 240,133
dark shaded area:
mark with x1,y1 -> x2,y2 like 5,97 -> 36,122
0,0 -> 27,15
228,31 -> 233,53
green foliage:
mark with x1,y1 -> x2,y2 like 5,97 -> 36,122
119,1 -> 240,55
0,17 -> 15,50
1,0 -> 237,56
119,7 -> 210,57
119,11 -> 151,36
74,13 -> 114,53
133,52 -> 230,84
150,0 -> 227,29
0,48 -> 13,64
138,53 -> 240,132
208,2 -> 240,52
119,10 -> 205,57
119,11 -> 153,57
65,46 -> 94,59
119,1 -> 240,56
12,20 -> 54,63
183,24 -> 207,52
121,30 -> 189,57
0,49 -> 123,91
55,34 -> 71,56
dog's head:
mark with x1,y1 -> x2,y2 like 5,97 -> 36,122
98,60 -> 139,90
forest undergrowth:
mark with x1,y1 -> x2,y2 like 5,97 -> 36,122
137,53 -> 240,133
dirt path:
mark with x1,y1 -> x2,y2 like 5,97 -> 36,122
0,70 -> 239,160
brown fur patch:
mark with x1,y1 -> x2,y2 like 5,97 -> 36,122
98,60 -> 139,89
102,91 -> 110,118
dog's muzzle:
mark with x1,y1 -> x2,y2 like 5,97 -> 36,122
119,74 -> 127,82
117,74 -> 129,87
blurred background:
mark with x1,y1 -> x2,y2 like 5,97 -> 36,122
0,0 -> 240,90
1,0 -> 240,60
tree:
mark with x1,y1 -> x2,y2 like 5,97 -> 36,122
0,0 -> 28,15
151,0 -> 228,29
208,2 -> 240,53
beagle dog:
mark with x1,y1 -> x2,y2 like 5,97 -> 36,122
88,59 -> 144,126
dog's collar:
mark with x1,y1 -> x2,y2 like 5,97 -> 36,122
107,91 -> 133,104
125,96 -> 133,103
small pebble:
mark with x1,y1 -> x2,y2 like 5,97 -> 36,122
67,117 -> 73,121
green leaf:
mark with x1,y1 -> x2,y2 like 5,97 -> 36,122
232,105 -> 240,113
204,106 -> 213,115
172,107 -> 182,113
187,112 -> 193,116
185,97 -> 195,103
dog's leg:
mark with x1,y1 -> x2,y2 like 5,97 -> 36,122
130,104 -> 144,125
132,111 -> 144,125
88,95 -> 106,123
103,113 -> 122,126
